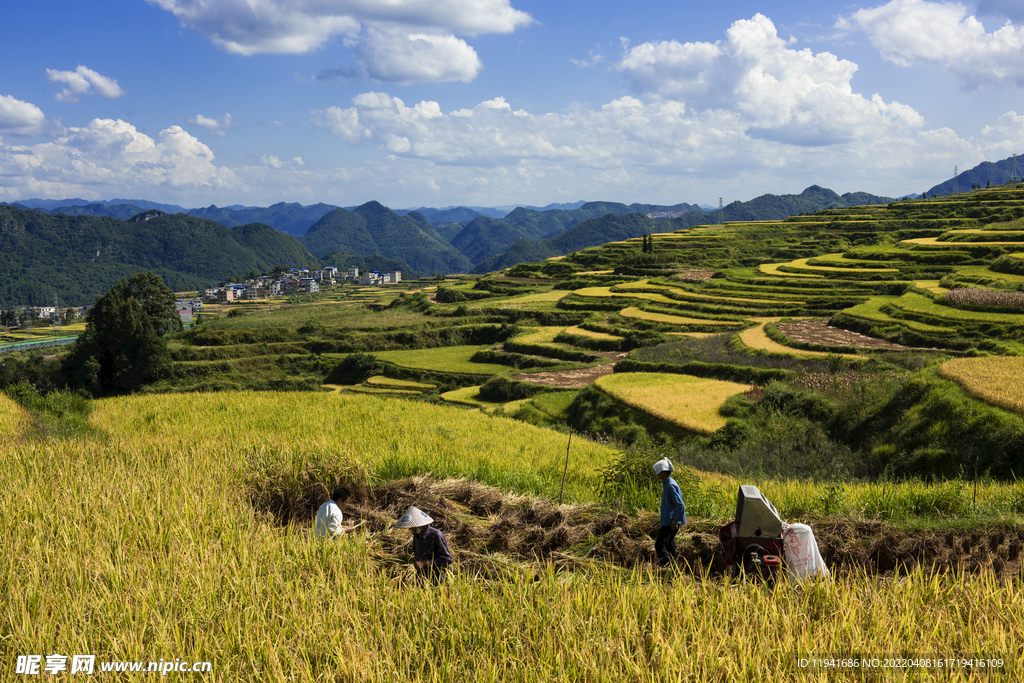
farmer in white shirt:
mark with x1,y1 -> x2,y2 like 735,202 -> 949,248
314,487 -> 362,538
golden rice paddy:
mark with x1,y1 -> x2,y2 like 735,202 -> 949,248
595,372 -> 750,434
938,356 -> 1024,415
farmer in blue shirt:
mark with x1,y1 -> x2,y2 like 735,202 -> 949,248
653,457 -> 687,567
394,505 -> 453,585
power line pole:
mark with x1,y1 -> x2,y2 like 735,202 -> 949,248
54,293 -> 61,336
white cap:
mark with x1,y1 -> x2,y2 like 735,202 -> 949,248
394,505 -> 433,529
652,458 -> 674,475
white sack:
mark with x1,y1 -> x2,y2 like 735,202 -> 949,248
783,523 -> 830,583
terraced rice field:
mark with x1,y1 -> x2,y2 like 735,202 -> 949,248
512,327 -> 566,344
903,236 -> 1024,246
770,256 -> 899,274
939,357 -> 1024,414
953,265 -> 1024,285
619,307 -> 740,326
891,292 -> 1024,324
736,323 -> 863,360
366,376 -> 436,391
346,385 -> 422,396
839,298 -> 955,334
573,286 -> 678,306
594,372 -> 750,434
758,262 -> 824,278
562,326 -> 622,340
373,346 -> 511,375
614,281 -> 791,304
471,289 -> 569,308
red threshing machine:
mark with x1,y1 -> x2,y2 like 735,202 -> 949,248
718,485 -> 784,579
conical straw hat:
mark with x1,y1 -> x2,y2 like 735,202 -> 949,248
394,505 -> 433,529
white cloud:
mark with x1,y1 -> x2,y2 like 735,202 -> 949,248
189,112 -> 234,137
147,0 -> 531,84
840,0 -> 1024,89
46,65 -> 126,103
355,28 -> 482,83
571,49 -> 606,68
980,111 -> 1024,154
304,78 -> 1024,205
0,119 -> 234,201
258,154 -> 305,169
615,14 -> 923,146
0,95 -> 46,135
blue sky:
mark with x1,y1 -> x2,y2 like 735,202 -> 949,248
1,0 -> 1023,209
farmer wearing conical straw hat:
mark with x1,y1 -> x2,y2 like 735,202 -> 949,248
395,505 -> 453,585
652,458 -> 687,567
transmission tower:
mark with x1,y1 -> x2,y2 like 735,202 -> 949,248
54,293 -> 61,335
719,197 -> 724,225
1013,153 -> 1019,184
953,166 -> 958,195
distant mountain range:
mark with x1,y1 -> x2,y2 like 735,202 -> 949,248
0,184 -> 901,306
926,155 -> 1023,197
0,205 -> 318,307
472,186 -> 893,272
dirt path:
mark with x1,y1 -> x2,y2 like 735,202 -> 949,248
510,351 -> 627,388
777,319 -> 916,350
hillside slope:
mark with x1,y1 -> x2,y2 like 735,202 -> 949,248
476,187 -> 891,271
300,201 -> 474,275
0,206 -> 318,306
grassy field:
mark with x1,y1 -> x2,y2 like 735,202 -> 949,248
511,326 -> 563,342
4,391 -> 1023,681
371,346 -> 513,375
365,375 -> 437,391
939,357 -> 1024,414
595,372 -> 750,434
0,394 -> 30,447
563,325 -> 622,340
838,298 -> 955,334
757,262 -> 825,278
619,307 -> 740,326
893,292 -> 1024,324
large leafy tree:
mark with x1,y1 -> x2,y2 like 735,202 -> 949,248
125,271 -> 184,336
62,273 -> 177,396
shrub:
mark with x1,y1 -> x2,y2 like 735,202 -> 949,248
324,353 -> 381,384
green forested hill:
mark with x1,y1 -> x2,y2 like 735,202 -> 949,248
442,201 -> 704,267
46,203 -> 148,220
318,250 -> 421,280
0,207 -> 318,306
474,187 -> 891,271
715,186 -> 892,222
474,212 -> 657,272
450,215 -> 551,264
300,201 -> 474,275
186,201 -> 338,236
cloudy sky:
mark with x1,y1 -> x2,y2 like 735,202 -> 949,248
1,0 -> 1023,209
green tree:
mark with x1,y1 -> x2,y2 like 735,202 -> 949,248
61,274 -> 176,396
125,272 -> 183,336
